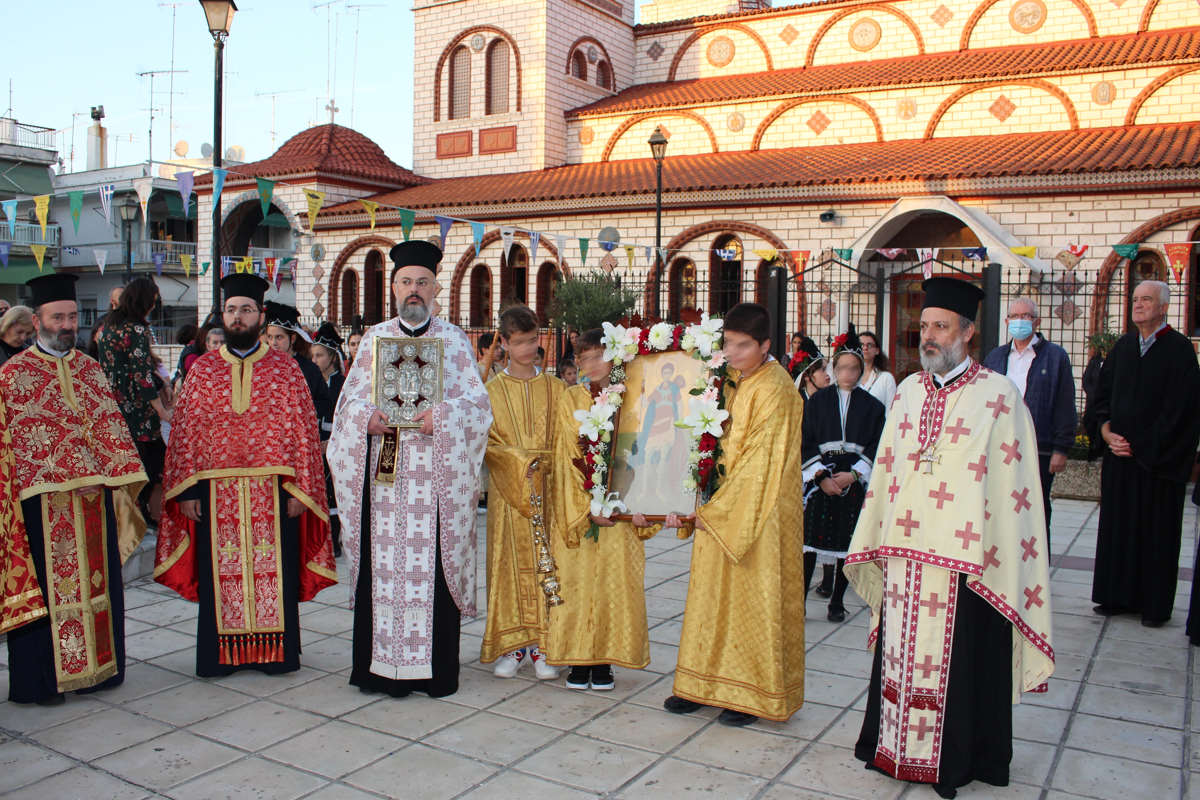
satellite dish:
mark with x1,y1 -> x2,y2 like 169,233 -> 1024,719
158,164 -> 175,178
174,140 -> 189,157
226,145 -> 245,161
200,142 -> 213,158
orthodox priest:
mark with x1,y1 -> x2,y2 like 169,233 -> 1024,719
846,277 -> 1054,799
328,240 -> 491,698
2,273 -> 147,704
155,273 -> 336,676
1091,280 -> 1200,626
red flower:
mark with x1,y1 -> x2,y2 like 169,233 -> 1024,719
585,452 -> 596,466
698,433 -> 717,451
583,476 -> 595,490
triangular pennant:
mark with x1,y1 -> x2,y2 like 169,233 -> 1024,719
623,244 -> 635,268
657,247 -> 669,266
435,215 -> 454,246
1010,246 -> 1037,258
0,243 -> 9,267
1055,250 -> 1081,269
876,247 -> 906,260
917,248 -> 936,279
304,188 -> 325,230
471,221 -> 486,256
255,178 -> 275,219
180,252 -> 192,277
211,168 -> 228,209
68,191 -> 84,234
398,208 -> 415,240
33,195 -> 49,240
753,248 -> 778,262
93,249 -> 108,274
1112,244 -> 1140,260
578,238 -> 589,265
241,256 -> 254,275
962,247 -> 988,261
790,250 -> 810,276
644,245 -> 653,264
176,171 -> 195,218
555,235 -> 568,266
153,252 -> 165,275
264,256 -> 277,282
201,260 -> 211,276
31,244 -> 46,271
500,227 -> 515,260
1164,243 -> 1192,285
360,199 -> 379,230
99,184 -> 115,225
133,177 -> 153,237
716,248 -> 737,261
529,231 -> 540,263
833,248 -> 853,263
2,200 -> 16,238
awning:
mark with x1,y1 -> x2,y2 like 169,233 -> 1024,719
160,190 -> 197,219
0,160 -> 54,196
0,259 -> 57,284
259,212 -> 292,229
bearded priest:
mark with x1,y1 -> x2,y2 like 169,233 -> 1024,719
846,277 -> 1054,798
155,273 -> 336,676
1,273 -> 147,704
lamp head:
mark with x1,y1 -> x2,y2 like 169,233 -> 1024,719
648,126 -> 668,162
119,194 -> 139,223
199,0 -> 237,37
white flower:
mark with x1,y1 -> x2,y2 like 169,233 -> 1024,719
680,332 -> 696,352
700,386 -> 719,403
687,448 -> 702,465
601,322 -> 630,364
707,350 -> 726,369
684,313 -> 725,358
682,476 -> 698,494
682,399 -> 729,437
589,487 -> 628,517
647,322 -> 674,351
575,404 -> 616,442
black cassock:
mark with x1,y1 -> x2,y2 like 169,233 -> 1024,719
1091,328 -> 1200,624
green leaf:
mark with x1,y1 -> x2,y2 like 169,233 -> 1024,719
688,388 -> 703,396
548,272 -> 639,333
585,523 -> 600,541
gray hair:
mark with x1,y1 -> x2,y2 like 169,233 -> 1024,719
1007,296 -> 1039,320
1136,279 -> 1170,305
0,305 -> 33,336
958,314 -> 973,332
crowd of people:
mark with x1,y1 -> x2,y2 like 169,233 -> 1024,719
1,244 -> 1199,799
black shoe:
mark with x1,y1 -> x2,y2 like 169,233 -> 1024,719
589,665 -> 614,691
827,606 -> 847,623
1142,618 -> 1168,628
566,666 -> 591,690
1093,604 -> 1123,616
664,695 -> 704,714
717,708 -> 758,727
36,694 -> 66,706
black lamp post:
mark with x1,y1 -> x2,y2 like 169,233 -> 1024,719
119,194 -> 139,283
648,126 -> 667,320
200,0 -> 236,315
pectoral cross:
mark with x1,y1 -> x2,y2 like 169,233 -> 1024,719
919,451 -> 940,475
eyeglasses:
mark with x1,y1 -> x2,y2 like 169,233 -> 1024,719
1007,313 -> 1036,321
223,304 -> 260,317
395,277 -> 433,290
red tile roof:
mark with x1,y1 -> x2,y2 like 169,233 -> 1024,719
195,124 -> 426,188
318,122 -> 1200,220
570,28 -> 1200,117
635,0 -> 850,33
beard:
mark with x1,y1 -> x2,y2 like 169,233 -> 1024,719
919,337 -> 966,374
224,322 -> 262,351
38,327 -> 76,352
400,295 -> 428,325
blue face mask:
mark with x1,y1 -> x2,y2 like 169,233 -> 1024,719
1008,319 -> 1034,340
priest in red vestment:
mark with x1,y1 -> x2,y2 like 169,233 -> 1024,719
0,394 -> 45,636
155,273 -> 336,676
1,273 -> 147,704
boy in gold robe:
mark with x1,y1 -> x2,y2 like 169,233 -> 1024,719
547,329 -> 657,690
481,305 -> 565,679
665,302 -> 806,726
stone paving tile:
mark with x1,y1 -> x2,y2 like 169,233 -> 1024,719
458,770 -> 600,799
674,724 -> 803,778
423,710 -> 561,765
92,730 -> 243,792
165,756 -> 328,800
188,700 -> 328,751
488,681 -> 617,729
0,740 -> 75,793
32,706 -> 173,762
343,742 -> 496,797
0,692 -> 106,734
577,702 -> 709,753
262,720 -> 407,779
777,742 -> 906,799
339,694 -> 474,739
123,680 -> 256,726
515,733 -> 661,793
2,764 -> 151,799
1051,747 -> 1183,799
615,757 -> 767,798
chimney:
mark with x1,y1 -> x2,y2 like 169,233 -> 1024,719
87,105 -> 107,171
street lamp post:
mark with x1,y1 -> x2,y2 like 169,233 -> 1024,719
200,0 -> 237,315
648,127 -> 668,320
119,194 -> 139,283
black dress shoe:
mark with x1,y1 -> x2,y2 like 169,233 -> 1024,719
717,708 -> 758,727
663,695 -> 704,714
827,606 -> 847,623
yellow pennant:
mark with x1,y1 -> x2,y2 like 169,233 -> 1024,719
623,244 -> 635,268
359,199 -> 379,230
753,248 -> 779,262
31,243 -> 46,271
304,189 -> 326,230
1010,246 -> 1037,258
180,253 -> 193,277
34,195 -> 50,239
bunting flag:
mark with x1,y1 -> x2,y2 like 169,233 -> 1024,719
240,256 -> 254,274
303,188 -> 325,230
211,168 -> 228,210
176,171 -> 195,218
1112,244 -> 1140,260
0,243 -> 8,268
624,244 -> 635,268
360,199 -> 379,230
153,252 -> 165,275
556,235 -> 569,266
201,260 -> 210,276
435,215 -> 454,246
264,256 -> 277,282
790,249 -> 810,276
578,238 -> 589,265
644,245 -> 653,264
180,252 -> 192,277
598,236 -> 618,253
500,227 -> 515,260
1164,243 -> 1192,285
470,221 -> 486,256
753,248 -> 779,262
93,248 -> 108,275
529,231 -> 540,263
279,257 -> 296,290
133,177 -> 153,236
600,252 -> 618,273
398,208 -> 415,240
715,248 -> 737,261
658,247 -> 669,267
1,199 -> 15,238
876,247 -> 906,260
833,248 -> 853,263
31,244 -> 46,271
917,247 -> 936,279
99,184 -> 115,225
32,195 -> 49,240
962,247 -> 988,261
68,191 -> 83,234
1010,246 -> 1037,258
1055,250 -> 1081,269
254,178 -> 274,219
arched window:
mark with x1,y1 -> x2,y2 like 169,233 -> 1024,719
669,258 -> 698,321
363,250 -> 385,325
340,269 -> 359,325
595,60 -> 612,90
448,45 -> 471,120
709,234 -> 743,315
536,261 -> 558,325
570,50 -> 587,81
486,40 -> 510,115
501,244 -> 528,305
470,263 -> 492,327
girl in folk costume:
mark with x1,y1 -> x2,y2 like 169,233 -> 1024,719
789,337 -> 830,400
858,330 -> 897,411
801,325 -> 886,622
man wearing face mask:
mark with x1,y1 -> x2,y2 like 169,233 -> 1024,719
983,298 -> 1076,537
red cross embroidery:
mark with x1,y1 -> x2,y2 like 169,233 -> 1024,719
919,592 -> 948,617
945,418 -> 971,443
883,702 -> 899,732
898,414 -> 914,438
1020,536 -> 1039,561
909,716 -> 935,742
1024,585 -> 1045,609
1000,439 -> 1022,465
1012,488 -> 1032,514
885,582 -> 904,609
906,451 -> 922,472
915,654 -> 941,679
983,545 -> 1002,570
887,477 -> 900,502
967,455 -> 988,482
928,481 -> 955,510
885,645 -> 902,671
954,521 -> 981,550
877,447 -> 895,473
986,394 -> 1011,419
896,510 -> 920,537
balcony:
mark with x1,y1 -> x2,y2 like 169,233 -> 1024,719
0,118 -> 57,152
0,221 -> 61,250
248,246 -> 297,262
59,238 -> 196,270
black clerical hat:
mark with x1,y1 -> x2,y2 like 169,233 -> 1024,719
921,277 -> 985,322
389,240 -> 442,279
264,301 -> 313,343
313,321 -> 344,356
221,273 -> 269,306
26,273 -> 78,307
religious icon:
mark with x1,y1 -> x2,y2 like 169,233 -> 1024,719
372,337 -> 444,429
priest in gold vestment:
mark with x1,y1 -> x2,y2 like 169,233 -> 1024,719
481,306 -> 566,679
665,303 -> 806,726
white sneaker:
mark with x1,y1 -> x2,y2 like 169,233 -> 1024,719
493,649 -> 525,678
529,647 -> 559,680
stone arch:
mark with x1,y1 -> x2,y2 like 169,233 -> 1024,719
667,23 -> 774,81
1124,65 -> 1200,126
600,110 -> 719,162
567,36 -> 616,88
1089,206 -> 1200,338
804,5 -> 925,67
328,234 -> 397,326
433,25 -> 523,122
959,0 -> 1097,49
752,96 -> 884,149
924,79 -> 1078,138
449,230 -> 562,321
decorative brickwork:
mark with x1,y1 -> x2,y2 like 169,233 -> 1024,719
959,0 -> 1097,50
437,131 -> 474,158
600,110 -> 719,162
448,229 -> 563,320
753,95 -> 884,148
806,5 -> 925,67
667,23 -> 775,81
433,25 -> 523,122
925,79 -> 1079,138
328,235 -> 398,325
1124,65 -> 1200,126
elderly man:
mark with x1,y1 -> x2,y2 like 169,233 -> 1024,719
1091,280 -> 1200,627
329,240 -> 491,698
847,277 -> 1054,797
983,298 -> 1076,538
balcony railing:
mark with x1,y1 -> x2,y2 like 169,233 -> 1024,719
248,246 -> 296,261
0,118 -> 57,151
0,221 -> 61,248
59,238 -> 196,269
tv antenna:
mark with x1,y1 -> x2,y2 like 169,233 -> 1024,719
254,89 -> 302,150
158,2 -> 188,146
137,68 -> 188,166
346,4 -> 383,127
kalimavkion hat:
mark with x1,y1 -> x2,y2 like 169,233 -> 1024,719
220,273 -> 269,306
389,240 -> 442,278
26,273 -> 78,307
921,277 -> 984,322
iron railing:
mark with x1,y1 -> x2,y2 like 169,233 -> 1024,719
0,118 -> 57,151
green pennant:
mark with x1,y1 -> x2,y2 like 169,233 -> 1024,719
68,191 -> 83,235
1112,244 -> 1140,260
578,238 -> 589,265
201,260 -> 211,275
256,178 -> 275,218
834,248 -> 853,262
398,208 -> 415,241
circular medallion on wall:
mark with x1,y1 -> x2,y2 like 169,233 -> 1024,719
896,98 -> 917,120
1091,81 -> 1116,105
587,45 -> 599,64
706,35 -> 736,68
310,243 -> 326,262
470,34 -> 486,52
578,126 -> 595,145
849,18 -> 882,52
727,112 -> 745,132
1009,0 -> 1047,33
